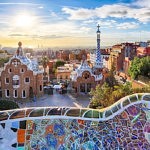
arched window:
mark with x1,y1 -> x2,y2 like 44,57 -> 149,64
13,75 -> 20,88
83,72 -> 90,79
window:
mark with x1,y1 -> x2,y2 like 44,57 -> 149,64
66,76 -> 68,79
13,90 -> 17,98
13,80 -> 19,85
9,68 -> 12,73
60,75 -> 62,79
21,68 -> 24,73
12,60 -> 20,67
40,85 -> 42,91
5,78 -> 9,84
5,89 -> 10,97
25,77 -> 30,83
13,75 -> 20,88
83,72 -> 90,79
22,90 -> 26,98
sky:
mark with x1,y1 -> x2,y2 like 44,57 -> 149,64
0,0 -> 150,48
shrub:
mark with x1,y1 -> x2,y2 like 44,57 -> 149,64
0,100 -> 19,111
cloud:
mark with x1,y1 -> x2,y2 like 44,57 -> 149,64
50,11 -> 57,17
83,20 -> 95,24
97,19 -> 117,28
39,35 -> 68,39
38,6 -> 44,9
8,33 -> 68,39
62,4 -> 150,23
8,34 -> 39,38
116,22 -> 139,29
9,34 -> 28,37
62,7 -> 94,20
133,0 -> 150,8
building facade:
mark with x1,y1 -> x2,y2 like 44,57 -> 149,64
137,47 -> 150,57
1,42 -> 43,100
71,58 -> 103,93
56,64 -> 73,83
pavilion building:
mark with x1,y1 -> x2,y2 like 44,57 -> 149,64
1,42 -> 43,100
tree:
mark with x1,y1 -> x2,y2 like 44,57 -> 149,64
132,84 -> 150,93
0,100 -> 19,110
128,56 -> 150,79
0,57 -> 9,67
89,83 -> 113,109
105,64 -> 118,88
111,82 -> 132,102
89,82 -> 133,109
41,56 -> 49,79
54,60 -> 65,69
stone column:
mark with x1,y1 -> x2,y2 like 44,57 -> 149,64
77,84 -> 80,93
85,83 -> 87,94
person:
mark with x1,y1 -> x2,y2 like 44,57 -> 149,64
33,93 -> 37,102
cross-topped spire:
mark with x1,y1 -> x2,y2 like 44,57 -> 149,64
97,24 -> 100,32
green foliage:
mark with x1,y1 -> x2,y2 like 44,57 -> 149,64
0,50 -> 9,54
0,100 -> 19,110
105,67 -> 118,88
132,84 -> 150,93
89,82 -> 131,109
111,82 -> 133,102
104,60 -> 118,88
128,56 -> 150,79
89,83 -> 114,109
89,80 -> 150,109
54,60 -> 65,68
0,57 -> 9,67
41,56 -> 49,68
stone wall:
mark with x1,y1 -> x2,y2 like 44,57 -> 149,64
0,93 -> 150,149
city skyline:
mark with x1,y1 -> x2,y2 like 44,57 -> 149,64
0,0 -> 150,48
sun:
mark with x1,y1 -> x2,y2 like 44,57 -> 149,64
15,14 -> 34,27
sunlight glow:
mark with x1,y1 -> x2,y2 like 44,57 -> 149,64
15,14 -> 34,27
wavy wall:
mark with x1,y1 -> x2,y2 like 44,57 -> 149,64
0,93 -> 150,149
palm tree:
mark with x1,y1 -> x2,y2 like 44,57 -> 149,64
41,56 -> 49,83
111,82 -> 132,102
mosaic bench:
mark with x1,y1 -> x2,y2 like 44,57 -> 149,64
0,93 -> 150,150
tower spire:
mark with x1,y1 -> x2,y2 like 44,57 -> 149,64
97,24 -> 100,32
16,41 -> 24,56
94,24 -> 102,68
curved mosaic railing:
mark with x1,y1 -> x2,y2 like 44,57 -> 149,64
0,93 -> 150,149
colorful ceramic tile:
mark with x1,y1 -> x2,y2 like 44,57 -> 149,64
12,121 -> 19,129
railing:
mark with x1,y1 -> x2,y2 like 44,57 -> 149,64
0,93 -> 149,122
0,93 -> 150,150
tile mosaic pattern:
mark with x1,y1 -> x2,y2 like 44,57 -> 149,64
0,93 -> 150,150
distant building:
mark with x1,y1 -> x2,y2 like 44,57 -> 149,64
108,43 -> 137,73
69,53 -> 76,61
1,42 -> 43,100
137,47 -> 150,57
56,64 -> 73,83
47,61 -> 55,81
108,44 -> 125,72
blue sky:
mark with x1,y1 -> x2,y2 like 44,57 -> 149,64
0,0 -> 150,48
